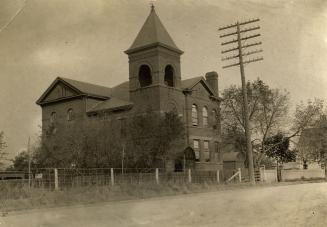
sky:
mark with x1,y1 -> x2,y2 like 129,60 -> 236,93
0,0 -> 326,164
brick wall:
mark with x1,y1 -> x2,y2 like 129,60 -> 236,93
41,97 -> 86,132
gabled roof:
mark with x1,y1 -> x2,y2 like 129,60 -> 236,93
60,77 -> 112,98
181,76 -> 217,97
36,77 -> 112,105
125,7 -> 183,54
110,81 -> 129,101
181,77 -> 203,90
87,97 -> 133,114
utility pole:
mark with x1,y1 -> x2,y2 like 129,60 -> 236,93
120,118 -> 126,175
27,136 -> 31,188
122,144 -> 125,174
219,19 -> 263,184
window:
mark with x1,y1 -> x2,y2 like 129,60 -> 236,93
139,65 -> 152,87
67,109 -> 74,121
212,109 -> 218,128
50,112 -> 56,123
215,142 -> 220,162
204,140 -> 210,162
193,139 -> 200,161
164,65 -> 174,87
192,104 -> 198,126
203,107 -> 208,127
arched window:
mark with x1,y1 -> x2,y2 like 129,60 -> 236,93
192,104 -> 198,126
139,65 -> 152,87
203,107 -> 208,127
50,112 -> 56,123
164,65 -> 174,87
212,109 -> 218,127
67,109 -> 74,121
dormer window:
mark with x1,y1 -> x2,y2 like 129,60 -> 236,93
139,65 -> 152,87
164,65 -> 174,87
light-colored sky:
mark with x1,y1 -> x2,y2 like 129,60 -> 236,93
0,0 -> 326,162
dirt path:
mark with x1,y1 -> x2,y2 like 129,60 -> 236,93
1,182 -> 327,227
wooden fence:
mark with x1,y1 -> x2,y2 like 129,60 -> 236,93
281,168 -> 325,181
0,168 -> 224,191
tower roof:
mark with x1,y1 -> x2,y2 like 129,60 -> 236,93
125,6 -> 183,54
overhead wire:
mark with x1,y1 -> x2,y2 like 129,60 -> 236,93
0,0 -> 28,35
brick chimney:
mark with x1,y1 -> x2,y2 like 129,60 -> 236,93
205,71 -> 218,96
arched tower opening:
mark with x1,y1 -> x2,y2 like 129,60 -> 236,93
164,65 -> 174,87
139,65 -> 152,87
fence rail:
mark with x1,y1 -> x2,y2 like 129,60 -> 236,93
0,168 -> 224,191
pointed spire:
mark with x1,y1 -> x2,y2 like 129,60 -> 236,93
125,6 -> 183,54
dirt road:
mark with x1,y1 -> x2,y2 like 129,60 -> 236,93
1,182 -> 327,227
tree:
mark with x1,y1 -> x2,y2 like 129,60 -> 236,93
35,119 -> 122,168
264,133 -> 296,164
296,110 -> 327,168
127,110 -> 185,168
10,150 -> 37,171
35,109 -> 185,169
0,131 -> 8,168
291,98 -> 325,138
297,128 -> 321,164
221,79 -> 289,166
221,79 -> 326,168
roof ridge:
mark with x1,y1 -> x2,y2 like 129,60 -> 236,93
59,77 -> 111,90
181,76 -> 219,98
152,10 -> 159,44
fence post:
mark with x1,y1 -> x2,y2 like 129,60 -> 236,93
54,168 -> 59,191
238,168 -> 242,183
188,169 -> 192,183
260,165 -> 266,182
216,169 -> 220,184
110,168 -> 114,186
155,168 -> 159,185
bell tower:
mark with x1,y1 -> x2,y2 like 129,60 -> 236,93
125,6 -> 183,111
